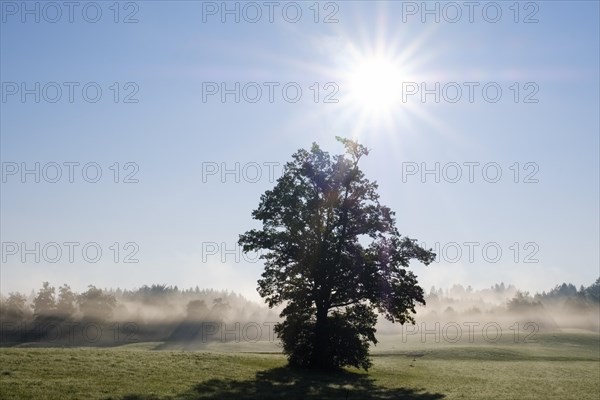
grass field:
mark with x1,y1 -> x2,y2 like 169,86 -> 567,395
1,331 -> 598,399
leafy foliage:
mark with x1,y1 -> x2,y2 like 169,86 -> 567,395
32,282 -> 56,318
239,138 -> 435,370
507,291 -> 544,312
56,284 -> 77,317
77,286 -> 117,321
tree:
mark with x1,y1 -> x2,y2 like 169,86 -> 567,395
1,292 -> 29,322
32,282 -> 56,318
212,298 -> 230,313
77,286 -> 117,320
56,284 -> 77,318
507,291 -> 543,312
582,278 -> 600,303
186,300 -> 209,320
239,138 -> 435,370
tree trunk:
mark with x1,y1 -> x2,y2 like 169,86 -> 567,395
312,303 -> 330,368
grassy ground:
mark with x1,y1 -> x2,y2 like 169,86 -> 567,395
0,332 -> 598,399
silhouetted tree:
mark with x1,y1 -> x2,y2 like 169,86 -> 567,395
582,278 -> 600,303
56,284 -> 77,318
1,292 -> 29,322
493,282 -> 506,293
32,282 -> 56,319
507,291 -> 543,312
239,138 -> 435,370
212,297 -> 230,313
77,286 -> 116,320
186,300 -> 209,320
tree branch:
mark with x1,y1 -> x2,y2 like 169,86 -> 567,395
329,299 -> 361,309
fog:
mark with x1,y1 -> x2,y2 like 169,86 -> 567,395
1,279 -> 598,348
377,281 -> 600,339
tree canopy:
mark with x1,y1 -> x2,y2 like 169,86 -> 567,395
239,138 -> 435,370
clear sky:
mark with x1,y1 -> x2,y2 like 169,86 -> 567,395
1,1 -> 598,301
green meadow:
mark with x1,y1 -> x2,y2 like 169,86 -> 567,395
1,331 -> 598,400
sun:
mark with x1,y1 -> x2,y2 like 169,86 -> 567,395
336,45 -> 423,135
346,56 -> 404,115
290,22 -> 440,142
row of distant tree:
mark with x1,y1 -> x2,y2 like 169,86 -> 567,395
426,279 -> 599,304
0,283 -> 275,347
2,279 -> 598,325
0,283 -> 254,324
1,279 -> 598,346
535,280 -> 600,302
417,278 -> 600,326
509,279 -> 600,313
2,283 -> 117,322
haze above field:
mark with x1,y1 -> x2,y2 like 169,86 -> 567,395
2,279 -> 598,349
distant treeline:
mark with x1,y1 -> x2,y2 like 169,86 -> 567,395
1,278 -> 598,346
1,283 -> 262,322
425,278 -> 600,309
405,278 -> 600,333
426,278 -> 600,304
0,283 -> 277,347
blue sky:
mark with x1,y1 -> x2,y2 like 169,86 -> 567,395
1,1 -> 598,301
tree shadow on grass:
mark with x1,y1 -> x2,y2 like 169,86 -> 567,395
121,366 -> 445,400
